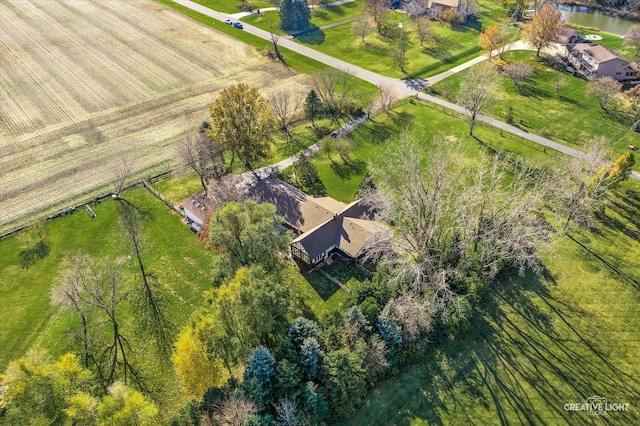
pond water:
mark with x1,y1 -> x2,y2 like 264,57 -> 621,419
556,4 -> 636,36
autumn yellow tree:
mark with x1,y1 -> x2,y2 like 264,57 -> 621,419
479,25 -> 504,62
1,351 -> 94,424
208,83 -> 276,170
97,382 -> 159,425
173,316 -> 228,398
522,4 -> 564,56
598,151 -> 636,185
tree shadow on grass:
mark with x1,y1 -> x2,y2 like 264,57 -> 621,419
296,27 -> 325,45
330,157 -> 366,180
363,42 -> 390,57
295,260 -> 341,302
370,267 -> 640,425
517,82 -> 552,99
350,114 -> 409,145
422,35 -> 462,61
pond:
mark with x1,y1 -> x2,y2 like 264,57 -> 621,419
556,4 -> 636,36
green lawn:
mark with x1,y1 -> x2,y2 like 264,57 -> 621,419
293,1 -> 514,78
192,0 -> 273,14
432,50 -> 640,161
303,100 -> 566,202
243,0 -> 366,32
344,186 -> 640,425
0,188 -> 214,413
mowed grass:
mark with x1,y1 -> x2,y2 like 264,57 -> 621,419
192,0 -> 273,14
243,0 -> 365,31
303,100 -> 565,202
0,188 -> 215,412
344,186 -> 640,425
294,1 -> 513,78
432,50 -> 640,161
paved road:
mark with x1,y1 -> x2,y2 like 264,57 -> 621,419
172,0 -> 640,180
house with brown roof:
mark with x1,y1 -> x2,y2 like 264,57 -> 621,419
567,43 -> 638,81
427,0 -> 459,18
248,178 -> 387,266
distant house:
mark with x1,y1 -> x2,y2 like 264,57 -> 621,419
405,0 -> 461,19
557,28 -> 579,51
567,43 -> 638,81
249,178 -> 387,266
427,0 -> 460,18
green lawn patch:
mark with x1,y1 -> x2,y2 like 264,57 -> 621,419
192,0 -> 273,14
432,50 -> 640,161
243,0 -> 365,32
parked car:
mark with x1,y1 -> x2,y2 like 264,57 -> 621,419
233,22 -> 243,29
224,18 -> 232,25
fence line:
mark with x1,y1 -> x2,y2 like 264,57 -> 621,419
0,170 -> 174,241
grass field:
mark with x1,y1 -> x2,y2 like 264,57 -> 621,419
0,0 -> 310,233
431,50 -> 640,162
345,187 -> 640,424
0,187 -> 214,413
292,100 -> 566,202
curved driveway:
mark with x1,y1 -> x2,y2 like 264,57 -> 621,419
172,0 -> 639,180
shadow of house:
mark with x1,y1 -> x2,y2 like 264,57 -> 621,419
248,178 -> 387,266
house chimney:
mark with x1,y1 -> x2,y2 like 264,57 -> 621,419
333,212 -> 339,221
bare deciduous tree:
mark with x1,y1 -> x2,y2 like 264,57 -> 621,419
378,83 -> 397,112
275,398 -> 303,426
118,200 -> 171,357
415,16 -> 432,47
52,253 -> 94,368
363,0 -> 391,33
392,292 -> 434,342
362,133 -> 553,298
586,76 -> 622,111
457,64 -> 500,135
503,62 -> 534,89
625,25 -> 640,57
175,133 -> 225,190
270,88 -> 304,136
552,75 -> 569,96
310,69 -> 358,120
268,21 -> 283,62
216,397 -> 258,426
553,138 -> 611,231
112,156 -> 135,196
66,255 -> 142,388
351,18 -> 372,44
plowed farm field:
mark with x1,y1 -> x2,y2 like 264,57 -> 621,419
0,0 -> 306,231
